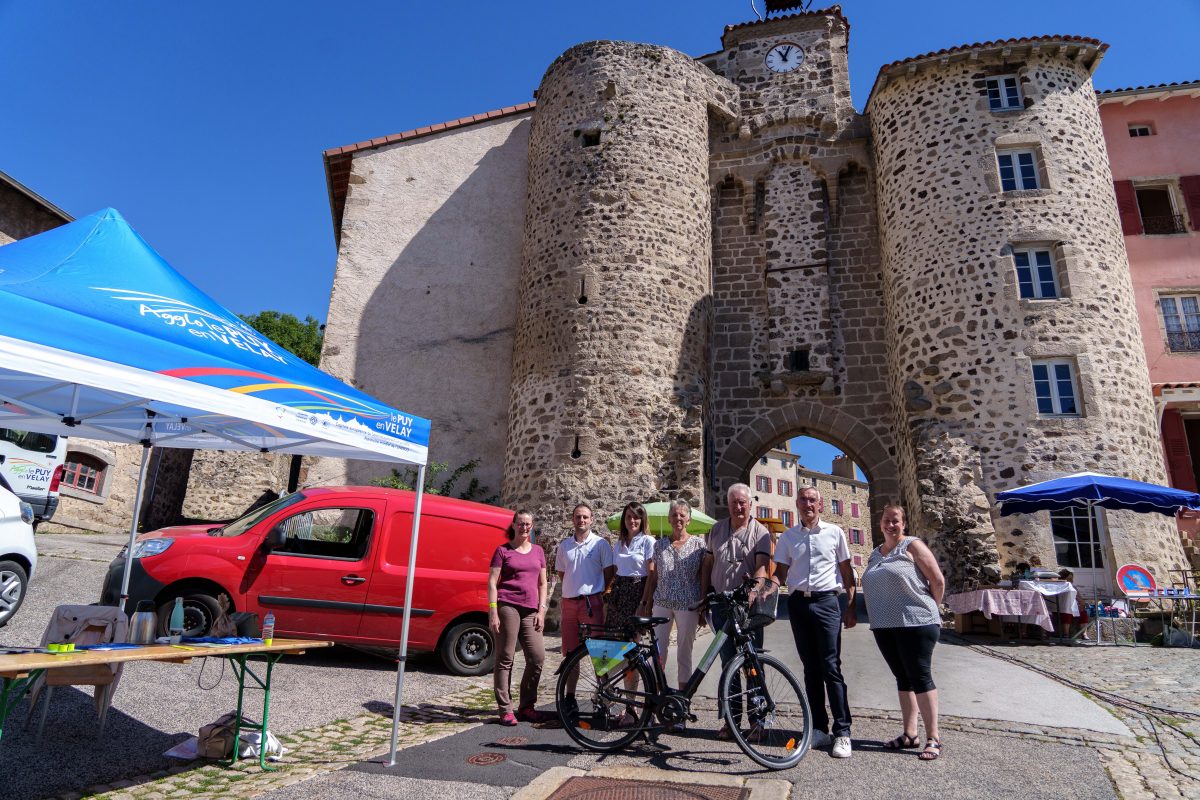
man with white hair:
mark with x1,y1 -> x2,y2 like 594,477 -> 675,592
772,485 -> 856,758
699,481 -> 771,741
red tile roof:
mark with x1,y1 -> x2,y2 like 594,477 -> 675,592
1098,79 -> 1200,96
323,101 -> 536,245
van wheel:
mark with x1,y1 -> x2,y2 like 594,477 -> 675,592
157,592 -> 221,638
440,621 -> 494,676
0,560 -> 28,628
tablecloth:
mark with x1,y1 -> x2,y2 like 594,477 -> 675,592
945,589 -> 1053,631
1017,580 -> 1080,617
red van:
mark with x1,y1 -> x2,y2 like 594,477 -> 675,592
100,486 -> 509,675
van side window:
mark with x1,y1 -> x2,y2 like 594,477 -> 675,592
275,507 -> 374,560
1,428 -> 59,453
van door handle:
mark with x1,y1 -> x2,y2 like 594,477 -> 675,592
341,574 -> 367,585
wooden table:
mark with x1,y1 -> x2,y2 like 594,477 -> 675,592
0,638 -> 332,769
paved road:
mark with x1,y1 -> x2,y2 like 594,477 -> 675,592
0,533 -> 477,800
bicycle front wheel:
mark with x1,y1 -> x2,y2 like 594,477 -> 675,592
718,652 -> 812,769
555,644 -> 656,752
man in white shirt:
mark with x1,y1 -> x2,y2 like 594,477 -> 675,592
556,503 -> 615,698
773,486 -> 857,758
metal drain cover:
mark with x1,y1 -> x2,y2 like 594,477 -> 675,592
465,752 -> 507,766
546,777 -> 748,800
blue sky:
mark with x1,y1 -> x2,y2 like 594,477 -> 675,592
1,1 -> 1196,322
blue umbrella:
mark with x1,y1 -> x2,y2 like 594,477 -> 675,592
995,472 -> 1200,517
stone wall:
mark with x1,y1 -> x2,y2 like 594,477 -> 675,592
703,12 -> 901,537
501,41 -> 738,535
869,42 -> 1186,585
308,115 -> 532,497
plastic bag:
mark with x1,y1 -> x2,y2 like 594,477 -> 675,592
238,729 -> 287,761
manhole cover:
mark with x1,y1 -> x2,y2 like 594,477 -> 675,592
466,752 -> 507,766
546,776 -> 748,800
495,736 -> 528,745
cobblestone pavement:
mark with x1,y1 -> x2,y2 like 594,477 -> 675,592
947,635 -> 1200,800
38,635 -> 1200,799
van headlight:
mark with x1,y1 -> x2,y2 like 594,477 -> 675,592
130,538 -> 174,558
18,502 -> 34,526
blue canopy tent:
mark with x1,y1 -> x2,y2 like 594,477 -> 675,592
0,208 -> 430,763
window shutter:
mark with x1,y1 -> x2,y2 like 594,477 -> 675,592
1180,175 -> 1200,232
1162,409 -> 1197,492
1113,180 -> 1143,235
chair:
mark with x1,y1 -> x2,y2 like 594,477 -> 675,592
25,604 -> 128,739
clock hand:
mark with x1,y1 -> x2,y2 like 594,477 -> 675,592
780,46 -> 791,61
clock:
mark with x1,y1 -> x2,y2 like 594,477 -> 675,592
765,42 -> 805,73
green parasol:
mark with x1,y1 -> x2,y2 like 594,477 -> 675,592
605,501 -> 717,537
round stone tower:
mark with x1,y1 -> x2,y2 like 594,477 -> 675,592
868,38 -> 1186,589
502,41 -> 737,534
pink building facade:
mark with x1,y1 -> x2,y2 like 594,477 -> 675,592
1100,80 -> 1200,562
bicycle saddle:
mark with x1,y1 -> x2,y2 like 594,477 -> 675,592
631,616 -> 669,627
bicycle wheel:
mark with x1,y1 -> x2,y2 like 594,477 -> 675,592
555,644 -> 655,752
718,652 -> 811,769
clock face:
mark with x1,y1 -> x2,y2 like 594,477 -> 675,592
765,42 -> 805,73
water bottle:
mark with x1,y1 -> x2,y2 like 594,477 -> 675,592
168,597 -> 185,643
262,612 -> 275,645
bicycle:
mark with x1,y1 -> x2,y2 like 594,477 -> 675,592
554,577 -> 812,770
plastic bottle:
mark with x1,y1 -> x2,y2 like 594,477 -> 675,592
169,599 -> 184,638
262,611 -> 275,645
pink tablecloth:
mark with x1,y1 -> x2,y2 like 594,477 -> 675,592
945,589 -> 1053,631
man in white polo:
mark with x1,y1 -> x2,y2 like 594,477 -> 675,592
556,502 -> 615,701
773,486 -> 856,758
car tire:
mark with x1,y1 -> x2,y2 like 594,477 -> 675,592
439,620 -> 495,676
157,591 -> 222,638
0,560 -> 28,628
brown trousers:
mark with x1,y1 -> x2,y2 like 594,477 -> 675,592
493,603 -> 545,713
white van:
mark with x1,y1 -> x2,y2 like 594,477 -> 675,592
0,427 -> 67,525
0,472 -> 36,626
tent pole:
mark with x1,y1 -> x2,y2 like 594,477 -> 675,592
387,464 -> 426,767
118,441 -> 153,613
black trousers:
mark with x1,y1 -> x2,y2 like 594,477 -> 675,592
787,592 -> 852,737
872,624 -> 939,694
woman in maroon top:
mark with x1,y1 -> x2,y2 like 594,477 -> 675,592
488,510 -> 551,726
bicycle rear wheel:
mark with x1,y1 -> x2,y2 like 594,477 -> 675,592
718,652 -> 811,769
555,644 -> 655,752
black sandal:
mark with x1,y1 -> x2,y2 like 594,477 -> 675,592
883,733 -> 920,750
919,738 -> 942,760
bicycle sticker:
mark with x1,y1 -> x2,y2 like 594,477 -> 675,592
584,638 -> 636,676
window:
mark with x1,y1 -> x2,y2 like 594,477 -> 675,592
831,481 -> 838,491
760,456 -> 768,465
1050,507 -> 1103,569
830,499 -> 843,515
851,502 -> 860,518
757,506 -> 773,519
1032,359 -> 1081,416
1160,294 -> 1200,353
850,528 -> 863,545
1012,248 -> 1060,299
986,76 -> 1022,110
274,507 -> 375,560
853,555 -> 862,567
779,510 -> 794,527
62,454 -> 105,494
1135,185 -> 1186,235
0,428 -> 59,453
756,475 -> 771,493
778,479 -> 793,497
997,149 -> 1040,191
1128,124 -> 1153,138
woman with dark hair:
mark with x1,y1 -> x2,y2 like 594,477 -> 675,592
488,510 -> 551,726
605,501 -> 655,726
861,503 -> 946,760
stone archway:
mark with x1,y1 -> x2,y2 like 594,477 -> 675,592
713,401 -> 900,535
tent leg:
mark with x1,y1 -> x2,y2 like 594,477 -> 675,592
117,442 -> 153,614
387,465 -> 426,767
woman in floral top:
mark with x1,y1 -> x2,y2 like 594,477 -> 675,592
639,499 -> 706,698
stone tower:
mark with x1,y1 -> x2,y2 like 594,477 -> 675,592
868,38 -> 1186,586
501,42 -> 737,530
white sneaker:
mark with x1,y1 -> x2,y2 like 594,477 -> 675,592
831,736 -> 852,758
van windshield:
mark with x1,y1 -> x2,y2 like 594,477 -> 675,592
213,492 -> 306,537
1,428 -> 59,454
